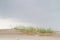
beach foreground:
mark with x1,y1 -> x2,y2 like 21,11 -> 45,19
0,34 -> 60,40
0,29 -> 60,40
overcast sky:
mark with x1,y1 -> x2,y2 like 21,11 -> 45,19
0,0 -> 60,31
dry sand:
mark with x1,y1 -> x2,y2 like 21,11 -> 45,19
0,29 -> 60,40
0,34 -> 60,40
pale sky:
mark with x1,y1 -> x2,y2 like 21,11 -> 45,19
0,0 -> 60,31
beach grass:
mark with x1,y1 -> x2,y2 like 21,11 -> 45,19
14,26 -> 54,35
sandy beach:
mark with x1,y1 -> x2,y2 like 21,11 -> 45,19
0,34 -> 60,40
0,29 -> 59,40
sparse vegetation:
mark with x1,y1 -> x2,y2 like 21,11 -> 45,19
14,26 -> 54,35
37,28 -> 54,33
37,28 -> 47,33
23,27 -> 36,35
46,28 -> 54,33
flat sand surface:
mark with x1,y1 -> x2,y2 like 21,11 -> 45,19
0,34 -> 60,40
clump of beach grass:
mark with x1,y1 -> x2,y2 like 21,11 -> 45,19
46,28 -> 54,33
14,26 -> 54,35
23,27 -> 36,35
37,28 -> 54,33
37,28 -> 54,36
37,28 -> 47,33
14,26 -> 37,35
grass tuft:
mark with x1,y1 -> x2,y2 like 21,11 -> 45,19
14,26 -> 54,35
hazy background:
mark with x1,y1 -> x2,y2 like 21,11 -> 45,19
0,0 -> 60,31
